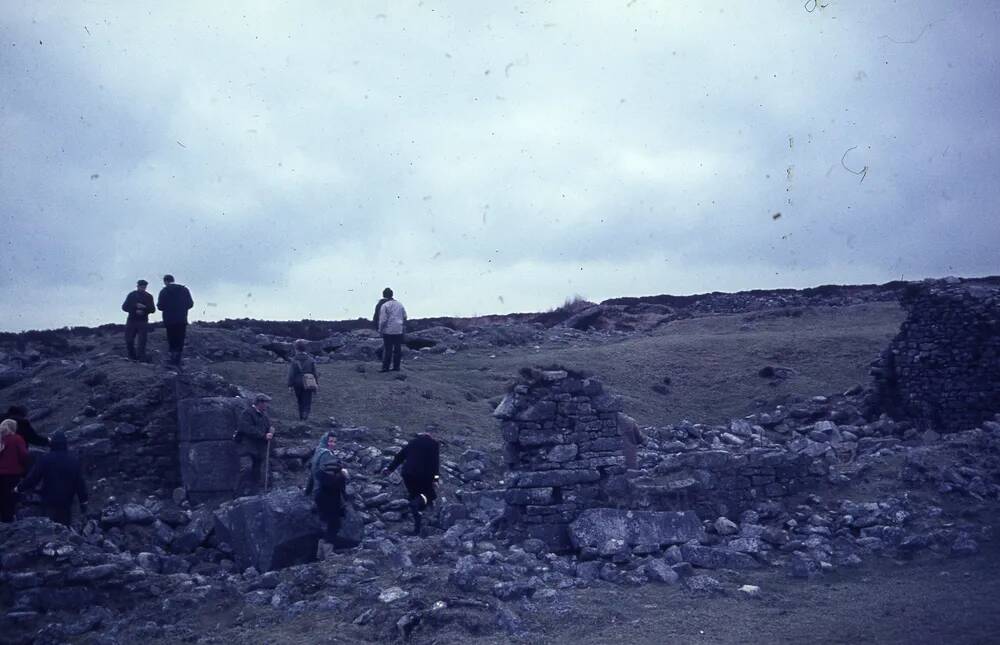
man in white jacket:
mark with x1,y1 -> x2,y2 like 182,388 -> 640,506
377,288 -> 408,372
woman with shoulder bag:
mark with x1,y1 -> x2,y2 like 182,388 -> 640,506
287,339 -> 319,421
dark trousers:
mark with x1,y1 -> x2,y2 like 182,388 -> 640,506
403,474 -> 435,533
0,474 -> 21,523
125,318 -> 149,360
235,443 -> 266,496
381,334 -> 403,371
293,386 -> 313,420
165,323 -> 188,363
46,504 -> 72,526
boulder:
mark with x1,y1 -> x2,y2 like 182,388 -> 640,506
213,488 -> 324,572
568,509 -> 703,550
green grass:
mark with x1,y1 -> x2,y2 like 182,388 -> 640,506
210,302 -> 904,451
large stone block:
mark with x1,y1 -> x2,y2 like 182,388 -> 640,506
512,469 -> 601,488
179,440 -> 239,494
178,397 -> 247,442
214,488 -> 323,572
568,508 -> 703,550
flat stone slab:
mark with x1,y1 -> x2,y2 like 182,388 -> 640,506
569,508 -> 703,550
178,396 -> 248,442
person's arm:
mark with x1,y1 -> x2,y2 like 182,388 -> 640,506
401,305 -> 408,323
20,421 -> 49,447
16,437 -> 29,470
185,287 -> 194,310
237,410 -> 268,440
122,292 -> 133,314
384,444 -> 408,474
17,459 -> 43,492
143,293 -> 156,317
373,301 -> 382,329
156,289 -> 165,312
75,463 -> 89,510
287,361 -> 299,388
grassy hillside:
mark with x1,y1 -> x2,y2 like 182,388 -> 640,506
211,302 -> 904,450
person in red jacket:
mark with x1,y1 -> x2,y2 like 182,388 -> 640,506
0,419 -> 30,522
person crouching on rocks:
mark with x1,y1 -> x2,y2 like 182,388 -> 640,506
0,419 -> 30,522
287,339 -> 319,421
305,431 -> 350,547
233,394 -> 275,496
383,431 -> 440,536
15,431 -> 88,526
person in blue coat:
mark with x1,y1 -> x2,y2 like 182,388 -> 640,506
15,431 -> 88,526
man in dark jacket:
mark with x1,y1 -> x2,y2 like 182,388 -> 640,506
384,432 -> 440,535
15,431 -> 88,526
122,279 -> 155,361
4,405 -> 49,448
156,274 -> 194,366
233,394 -> 275,496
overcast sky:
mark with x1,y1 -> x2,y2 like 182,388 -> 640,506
2,1 -> 998,331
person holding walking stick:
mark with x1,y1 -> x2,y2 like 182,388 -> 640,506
233,394 -> 275,497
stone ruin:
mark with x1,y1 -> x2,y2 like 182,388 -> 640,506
494,367 -> 832,553
492,368 -> 630,551
870,279 -> 1000,433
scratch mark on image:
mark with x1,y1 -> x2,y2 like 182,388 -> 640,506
841,146 -> 868,183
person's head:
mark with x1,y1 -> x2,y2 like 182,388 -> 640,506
5,405 -> 27,419
253,393 -> 271,411
325,433 -> 336,450
0,419 -> 15,452
49,430 -> 68,451
163,274 -> 175,285
294,339 -> 308,352
136,279 -> 148,292
382,287 -> 393,299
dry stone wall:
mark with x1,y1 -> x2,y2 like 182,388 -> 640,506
871,280 -> 1000,432
493,368 -> 627,550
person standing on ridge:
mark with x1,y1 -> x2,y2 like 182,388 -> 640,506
156,274 -> 194,366
122,279 -> 155,361
376,287 -> 407,372
233,394 -> 275,496
287,339 -> 319,421
15,431 -> 88,526
383,431 -> 440,536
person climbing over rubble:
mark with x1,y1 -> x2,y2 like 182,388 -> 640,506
617,412 -> 644,470
15,431 -> 88,526
305,431 -> 350,547
3,405 -> 50,448
287,339 -> 319,421
0,419 -> 30,522
233,394 -> 275,496
383,431 -> 440,536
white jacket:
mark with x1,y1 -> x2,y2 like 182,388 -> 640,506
378,299 -> 407,335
